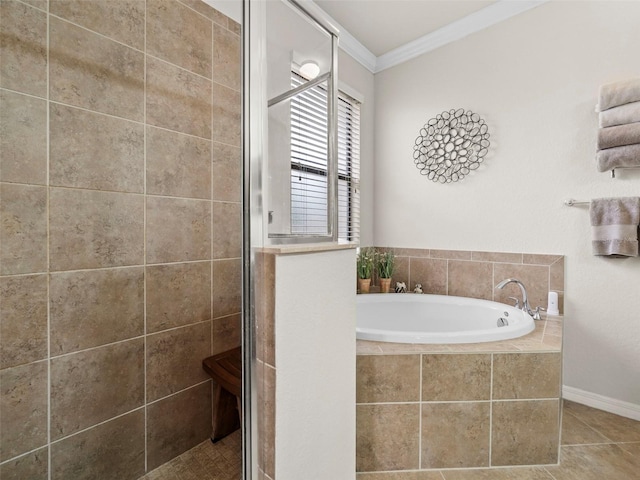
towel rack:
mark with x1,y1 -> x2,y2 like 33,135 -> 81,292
564,199 -> 590,207
610,166 -> 640,178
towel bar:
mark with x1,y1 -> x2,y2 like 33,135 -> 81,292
610,166 -> 640,178
564,199 -> 590,207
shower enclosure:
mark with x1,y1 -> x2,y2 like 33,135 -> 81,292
243,0 -> 342,478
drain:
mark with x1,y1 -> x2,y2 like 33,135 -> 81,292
497,318 -> 509,327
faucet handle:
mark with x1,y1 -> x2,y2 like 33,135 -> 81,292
507,297 -> 520,309
533,306 -> 546,320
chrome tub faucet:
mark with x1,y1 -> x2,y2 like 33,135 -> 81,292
495,278 -> 544,319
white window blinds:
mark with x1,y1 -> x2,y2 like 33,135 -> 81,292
290,73 -> 360,241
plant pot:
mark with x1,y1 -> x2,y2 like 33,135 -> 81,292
379,278 -> 392,293
358,278 -> 371,294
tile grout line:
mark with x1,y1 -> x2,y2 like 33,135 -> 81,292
143,0 -> 148,472
418,353 -> 423,470
210,7 -> 216,436
46,4 -> 52,478
489,353 -> 494,467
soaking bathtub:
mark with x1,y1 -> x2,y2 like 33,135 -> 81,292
356,293 -> 535,344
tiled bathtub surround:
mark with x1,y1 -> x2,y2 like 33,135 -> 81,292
356,329 -> 563,472
0,1 -> 241,479
373,248 -> 565,314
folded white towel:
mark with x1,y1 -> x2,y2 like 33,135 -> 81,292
599,79 -> 640,111
590,197 -> 640,257
599,101 -> 640,128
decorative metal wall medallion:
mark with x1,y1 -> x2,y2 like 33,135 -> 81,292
413,109 -> 490,183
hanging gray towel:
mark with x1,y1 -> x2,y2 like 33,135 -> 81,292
590,197 -> 640,257
599,79 -> 640,111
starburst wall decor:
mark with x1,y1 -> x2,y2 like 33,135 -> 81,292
413,109 -> 490,183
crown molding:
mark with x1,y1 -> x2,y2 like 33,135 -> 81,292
374,0 -> 550,73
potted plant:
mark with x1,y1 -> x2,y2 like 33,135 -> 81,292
356,247 -> 374,293
376,250 -> 395,293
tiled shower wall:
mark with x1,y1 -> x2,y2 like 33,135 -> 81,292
0,1 -> 241,478
374,248 -> 564,313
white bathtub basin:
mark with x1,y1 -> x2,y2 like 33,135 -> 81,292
356,294 -> 535,344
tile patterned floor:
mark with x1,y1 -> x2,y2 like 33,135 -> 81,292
140,429 -> 241,480
141,400 -> 640,479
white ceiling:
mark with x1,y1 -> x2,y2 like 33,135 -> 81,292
314,0 -> 495,56
206,0 -> 549,73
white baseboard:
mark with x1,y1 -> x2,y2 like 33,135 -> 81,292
563,385 -> 640,421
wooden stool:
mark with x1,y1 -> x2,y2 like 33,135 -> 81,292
202,347 -> 241,442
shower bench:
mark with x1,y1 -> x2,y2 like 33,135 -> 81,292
202,346 -> 242,442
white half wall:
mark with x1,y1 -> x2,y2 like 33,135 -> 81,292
373,1 -> 640,408
275,248 -> 356,480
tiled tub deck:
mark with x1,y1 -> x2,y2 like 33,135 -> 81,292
356,315 -> 563,473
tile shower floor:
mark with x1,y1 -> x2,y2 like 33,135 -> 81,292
141,400 -> 639,479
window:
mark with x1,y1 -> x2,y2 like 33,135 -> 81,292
290,73 -> 361,241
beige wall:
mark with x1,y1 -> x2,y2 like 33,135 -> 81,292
0,0 -> 241,477
373,1 -> 640,408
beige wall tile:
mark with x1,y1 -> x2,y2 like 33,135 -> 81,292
212,82 -> 241,146
0,275 -> 48,368
228,20 -> 241,35
49,267 -> 144,355
472,251 -> 523,263
448,260 -> 493,300
393,248 -> 430,257
356,404 -> 420,472
422,402 -> 490,468
357,473 -> 443,480
146,261 -> 212,333
0,447 -> 48,480
213,24 -> 241,90
20,0 -> 48,11
50,104 -> 144,193
410,258 -> 447,295
431,249 -> 471,260
443,466 -> 553,479
493,263 -> 550,311
493,353 -> 561,399
255,253 -> 275,366
212,258 -> 242,318
213,201 -> 241,259
422,354 -> 491,401
356,355 -> 420,403
550,257 -> 564,292
50,339 -> 145,440
147,0 -> 212,78
522,254 -> 563,265
49,17 -> 144,121
146,126 -> 212,199
212,313 -> 241,355
212,142 -> 241,202
50,0 -> 145,49
387,256 -> 409,288
180,0 -> 227,26
146,56 -> 212,138
49,188 -> 144,271
0,1 -> 47,96
51,410 -> 145,480
147,383 -> 212,470
146,321 -> 211,402
0,361 -> 48,460
0,90 -> 47,184
0,183 -> 47,275
492,400 -> 560,466
146,196 -> 211,264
